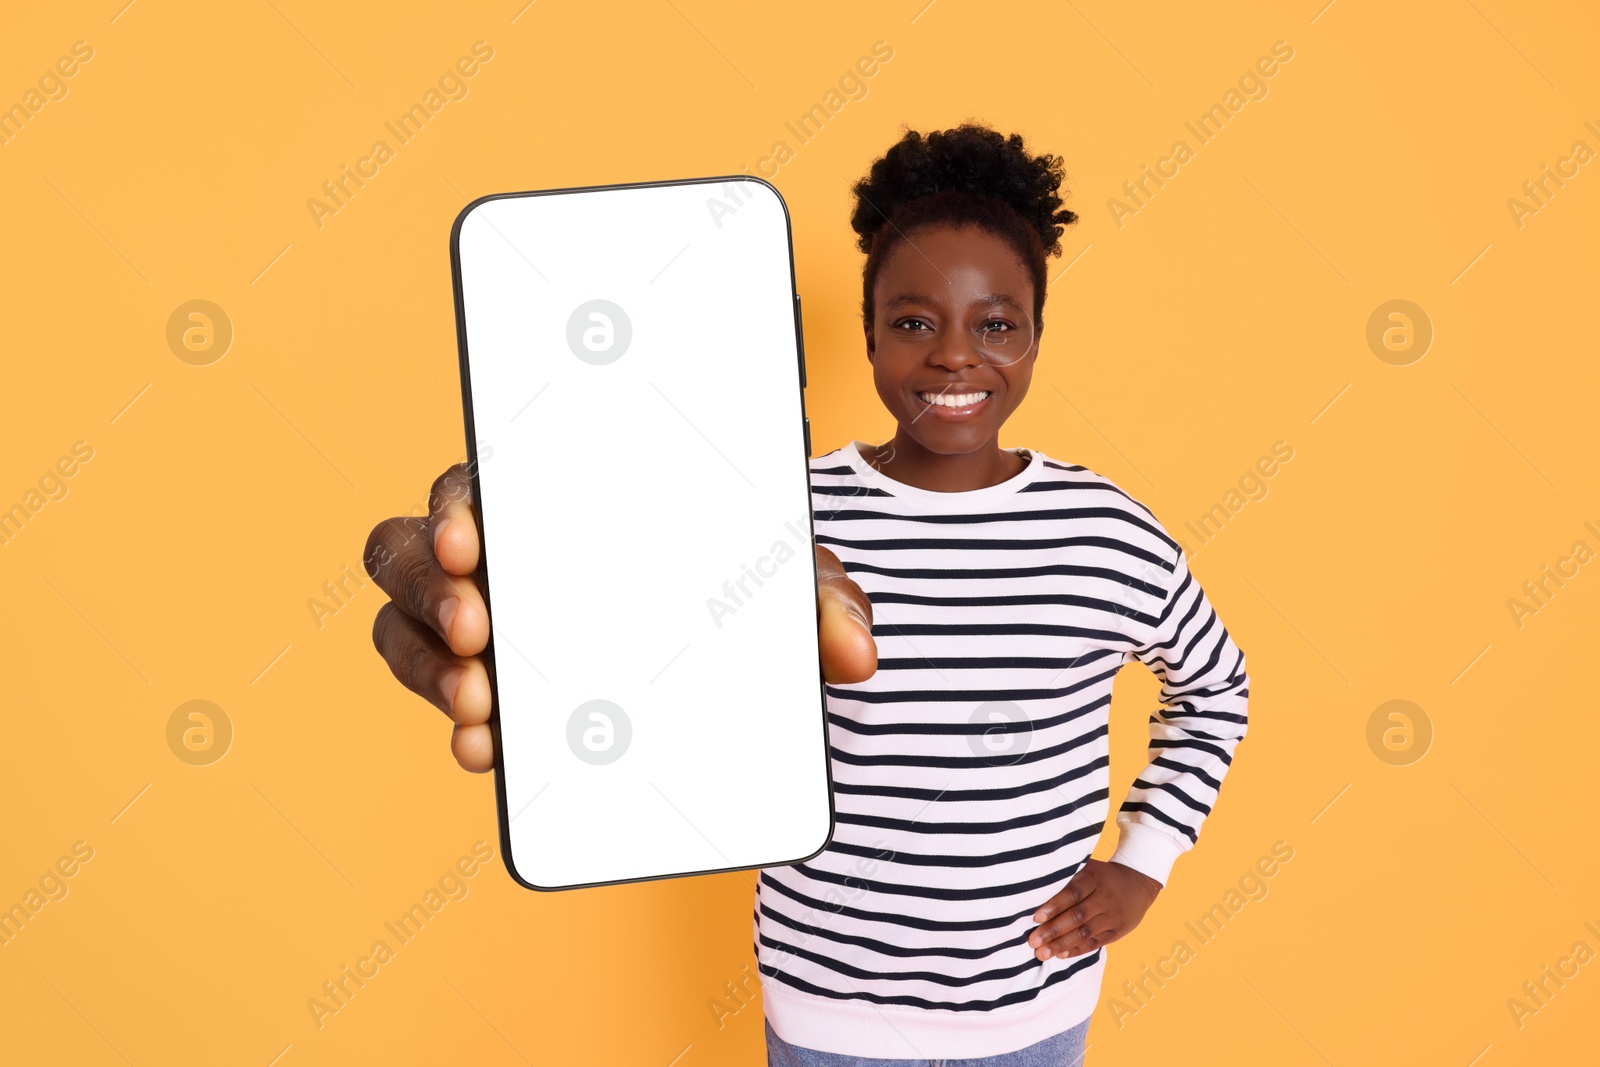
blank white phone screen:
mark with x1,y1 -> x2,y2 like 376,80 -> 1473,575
452,178 -> 831,891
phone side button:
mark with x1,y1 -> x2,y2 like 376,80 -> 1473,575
794,294 -> 807,389
804,417 -> 811,457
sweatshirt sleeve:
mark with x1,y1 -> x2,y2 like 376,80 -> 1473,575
1107,546 -> 1250,887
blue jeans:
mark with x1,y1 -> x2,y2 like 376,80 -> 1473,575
764,1015 -> 1090,1066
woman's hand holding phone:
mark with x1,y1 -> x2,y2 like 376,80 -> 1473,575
365,463 -> 877,773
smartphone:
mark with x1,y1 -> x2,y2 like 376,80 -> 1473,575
449,176 -> 833,891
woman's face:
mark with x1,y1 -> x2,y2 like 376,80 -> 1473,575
866,223 -> 1039,457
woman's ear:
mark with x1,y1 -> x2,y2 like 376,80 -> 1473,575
863,318 -> 876,362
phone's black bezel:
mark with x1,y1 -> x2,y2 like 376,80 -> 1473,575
448,174 -> 835,893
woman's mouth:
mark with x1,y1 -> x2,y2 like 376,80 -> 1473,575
914,389 -> 993,419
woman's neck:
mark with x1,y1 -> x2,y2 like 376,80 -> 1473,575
864,430 -> 1027,492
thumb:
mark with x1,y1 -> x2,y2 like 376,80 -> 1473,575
815,546 -> 876,684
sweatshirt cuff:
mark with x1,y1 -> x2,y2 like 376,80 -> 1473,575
1107,820 -> 1188,888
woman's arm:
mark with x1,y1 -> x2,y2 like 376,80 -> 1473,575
1028,546 -> 1251,961
1108,547 -> 1251,887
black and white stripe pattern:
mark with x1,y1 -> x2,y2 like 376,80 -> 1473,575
755,442 -> 1249,1059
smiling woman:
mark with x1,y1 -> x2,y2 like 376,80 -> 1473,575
751,123 -> 1253,1062
847,125 -> 1075,492
356,119 -> 1252,1066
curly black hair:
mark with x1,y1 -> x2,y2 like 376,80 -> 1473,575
849,123 -> 1078,332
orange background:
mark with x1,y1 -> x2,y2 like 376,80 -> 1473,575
3,1 -> 1597,1064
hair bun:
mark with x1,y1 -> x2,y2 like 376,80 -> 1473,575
850,123 -> 1077,257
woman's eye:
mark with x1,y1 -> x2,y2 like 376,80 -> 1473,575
980,320 -> 1013,333
895,319 -> 932,332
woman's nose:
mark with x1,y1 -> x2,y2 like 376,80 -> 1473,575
927,333 -> 982,371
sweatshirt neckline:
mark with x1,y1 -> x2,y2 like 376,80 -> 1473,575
841,440 -> 1045,505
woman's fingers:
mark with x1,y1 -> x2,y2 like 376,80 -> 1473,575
451,723 -> 496,773
371,601 -> 495,774
371,602 -> 493,728
1039,915 -> 1112,959
815,545 -> 876,684
1030,894 -> 1111,959
1032,872 -> 1090,925
365,515 -> 490,657
368,464 -> 495,775
428,463 -> 481,577
374,464 -> 887,773
1028,872 -> 1113,959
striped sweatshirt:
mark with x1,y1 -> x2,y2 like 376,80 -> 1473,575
754,441 -> 1250,1059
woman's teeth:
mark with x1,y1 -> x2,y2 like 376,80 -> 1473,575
917,391 -> 992,407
